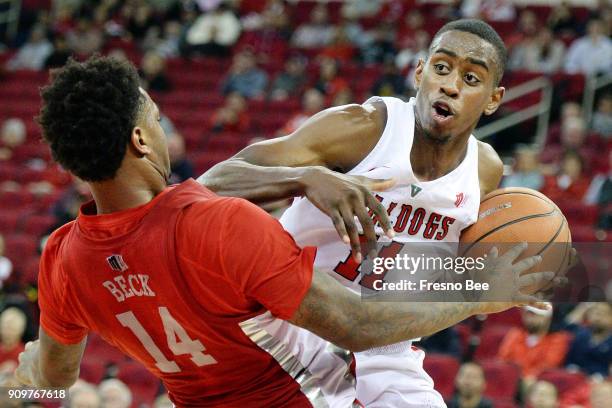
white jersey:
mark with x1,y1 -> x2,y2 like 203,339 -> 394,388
244,97 -> 482,408
281,96 -> 481,292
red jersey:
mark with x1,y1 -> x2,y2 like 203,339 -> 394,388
38,179 -> 317,407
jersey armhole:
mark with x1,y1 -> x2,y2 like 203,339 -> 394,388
346,97 -> 394,175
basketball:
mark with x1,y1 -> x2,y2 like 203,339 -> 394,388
460,187 -> 572,285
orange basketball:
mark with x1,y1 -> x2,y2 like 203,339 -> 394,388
460,187 -> 572,286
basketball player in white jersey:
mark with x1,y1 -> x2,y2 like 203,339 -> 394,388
200,20 -> 542,407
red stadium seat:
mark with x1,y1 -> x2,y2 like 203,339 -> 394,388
481,360 -> 521,400
474,325 -> 510,361
423,353 -> 460,400
4,233 -> 38,261
79,355 -> 107,385
22,214 -> 56,236
538,369 -> 587,396
481,309 -> 522,329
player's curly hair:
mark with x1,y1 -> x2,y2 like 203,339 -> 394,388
38,55 -> 144,182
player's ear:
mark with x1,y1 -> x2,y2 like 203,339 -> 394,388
413,58 -> 425,91
484,86 -> 505,116
130,127 -> 152,156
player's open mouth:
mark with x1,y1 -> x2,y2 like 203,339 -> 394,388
431,101 -> 454,124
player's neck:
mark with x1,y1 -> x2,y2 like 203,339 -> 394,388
410,126 -> 471,182
88,166 -> 167,215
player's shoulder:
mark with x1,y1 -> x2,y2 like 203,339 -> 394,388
180,195 -> 272,231
44,221 -> 76,255
477,140 -> 504,195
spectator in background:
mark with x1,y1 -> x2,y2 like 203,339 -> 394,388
548,0 -> 582,37
371,58 -> 405,97
153,394 -> 173,408
527,381 -> 559,408
585,150 -> 612,229
51,178 -> 91,229
397,10 -> 425,48
268,55 -> 307,101
505,10 -> 539,52
183,3 -> 241,57
541,116 -> 595,170
222,50 -> 268,99
0,308 -> 27,375
420,327 -> 462,359
396,31 -> 430,70
149,21 -> 182,58
44,34 -> 72,69
502,145 -> 544,190
590,381 -> 612,408
542,150 -> 591,203
68,381 -> 101,408
0,118 -> 26,161
331,88 -> 354,107
167,133 -> 194,184
461,0 -> 516,22
314,57 -> 349,101
447,362 -> 493,408
320,26 -> 357,64
340,0 -> 382,20
0,234 -> 12,291
5,25 -> 52,71
509,27 -> 565,74
210,92 -> 251,133
140,51 -> 172,92
591,93 -> 612,138
278,88 -> 325,135
565,302 -> 612,377
565,19 -> 612,76
66,18 -> 104,56
291,4 -> 334,49
124,2 -> 156,43
498,305 -> 571,382
361,22 -> 396,65
98,378 -> 132,408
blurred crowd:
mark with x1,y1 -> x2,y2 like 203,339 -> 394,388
0,0 -> 611,407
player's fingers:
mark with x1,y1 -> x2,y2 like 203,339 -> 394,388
511,255 -> 542,275
513,293 -> 547,306
339,202 -> 362,263
353,201 -> 377,258
500,242 -> 528,263
518,272 -> 556,291
362,177 -> 396,192
364,192 -> 394,239
330,209 -> 350,245
568,247 -> 578,268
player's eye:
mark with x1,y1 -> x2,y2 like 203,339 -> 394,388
433,63 -> 449,74
465,73 -> 481,85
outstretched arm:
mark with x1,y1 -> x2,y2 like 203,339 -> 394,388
15,328 -> 86,388
199,102 -> 396,261
289,245 -> 556,352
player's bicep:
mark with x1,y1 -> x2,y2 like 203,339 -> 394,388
233,103 -> 383,170
478,141 -> 504,196
39,327 -> 86,386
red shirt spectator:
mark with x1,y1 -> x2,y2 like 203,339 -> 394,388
498,306 -> 571,378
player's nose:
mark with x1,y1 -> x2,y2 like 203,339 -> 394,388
439,72 -> 460,99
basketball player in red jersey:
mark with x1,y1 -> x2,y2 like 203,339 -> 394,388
15,56 -> 553,407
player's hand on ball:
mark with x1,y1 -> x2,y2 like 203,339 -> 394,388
14,340 -> 41,387
476,243 -> 566,314
302,166 -> 396,262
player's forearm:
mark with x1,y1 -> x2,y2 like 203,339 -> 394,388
346,301 -> 483,351
198,158 -> 321,203
291,271 -> 485,352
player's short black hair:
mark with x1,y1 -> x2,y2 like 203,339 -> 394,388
431,19 -> 508,85
38,55 -> 144,182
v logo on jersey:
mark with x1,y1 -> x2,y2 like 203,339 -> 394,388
107,254 -> 128,272
411,184 -> 422,198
